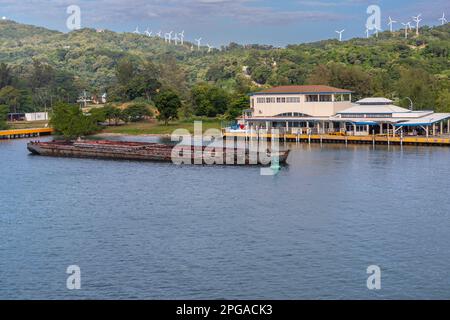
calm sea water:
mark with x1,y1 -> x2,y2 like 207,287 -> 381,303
1,136 -> 450,300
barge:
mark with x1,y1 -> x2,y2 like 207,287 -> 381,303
27,140 -> 290,165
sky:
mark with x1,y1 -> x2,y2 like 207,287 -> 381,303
0,0 -> 449,46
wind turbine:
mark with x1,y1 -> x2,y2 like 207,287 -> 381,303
412,14 -> 422,36
388,16 -> 397,33
179,30 -> 185,45
206,44 -> 213,53
401,22 -> 410,39
335,29 -> 345,42
144,28 -> 152,37
156,30 -> 162,38
195,38 -> 202,50
133,26 -> 140,34
165,31 -> 173,43
439,13 -> 447,25
173,33 -> 180,45
374,26 -> 382,38
365,27 -> 370,38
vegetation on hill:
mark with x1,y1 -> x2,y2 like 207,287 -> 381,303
0,104 -> 8,129
0,20 -> 449,120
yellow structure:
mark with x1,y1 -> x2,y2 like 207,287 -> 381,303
0,128 -> 53,139
223,131 -> 450,146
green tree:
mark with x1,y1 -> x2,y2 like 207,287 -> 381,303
134,60 -> 162,100
396,68 -> 436,110
307,63 -> 373,101
251,65 -> 272,84
191,83 -> 229,117
50,103 -> 99,139
0,104 -> 8,130
436,89 -> 450,112
226,94 -> 249,120
123,103 -> 152,122
116,58 -> 135,85
114,58 -> 161,101
0,86 -> 22,113
0,63 -> 13,89
30,60 -> 55,90
205,63 -> 235,82
89,107 -> 107,123
154,90 -> 181,125
103,105 -> 123,125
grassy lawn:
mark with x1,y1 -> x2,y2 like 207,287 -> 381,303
8,121 -> 49,129
101,119 -> 223,135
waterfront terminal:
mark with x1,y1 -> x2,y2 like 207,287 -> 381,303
224,85 -> 450,146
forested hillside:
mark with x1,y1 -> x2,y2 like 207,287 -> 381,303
0,19 -> 449,117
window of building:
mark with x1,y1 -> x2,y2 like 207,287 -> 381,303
275,113 -> 309,117
335,94 -> 351,102
319,95 -> 332,102
306,95 -> 319,102
286,97 -> 300,103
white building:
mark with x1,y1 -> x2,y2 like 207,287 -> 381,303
25,112 -> 49,122
239,86 -> 450,137
250,85 -> 353,118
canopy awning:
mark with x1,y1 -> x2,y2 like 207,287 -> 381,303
394,113 -> 450,127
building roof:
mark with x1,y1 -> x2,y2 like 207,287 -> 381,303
356,97 -> 393,105
338,104 -> 411,114
394,113 -> 450,126
251,85 -> 352,95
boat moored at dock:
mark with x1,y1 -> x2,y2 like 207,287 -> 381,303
27,140 -> 290,166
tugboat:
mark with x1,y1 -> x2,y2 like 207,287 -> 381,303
27,140 -> 290,166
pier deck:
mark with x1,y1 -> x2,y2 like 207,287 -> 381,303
223,132 -> 450,146
0,128 -> 53,139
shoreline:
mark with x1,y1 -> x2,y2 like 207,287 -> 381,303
95,132 -> 173,138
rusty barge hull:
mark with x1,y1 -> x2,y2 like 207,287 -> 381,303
27,140 -> 290,165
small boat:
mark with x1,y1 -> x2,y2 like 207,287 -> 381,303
27,140 -> 290,166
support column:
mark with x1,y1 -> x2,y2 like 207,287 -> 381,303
353,124 -> 357,136
433,123 -> 436,136
447,119 -> 450,134
440,121 -> 444,136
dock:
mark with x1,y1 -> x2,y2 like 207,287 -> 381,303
223,132 -> 450,146
0,128 -> 53,140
